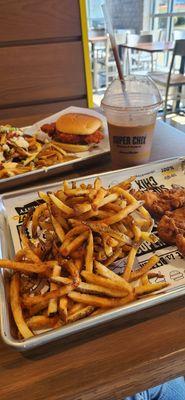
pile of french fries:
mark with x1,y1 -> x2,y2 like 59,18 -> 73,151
0,176 -> 169,339
0,126 -> 76,179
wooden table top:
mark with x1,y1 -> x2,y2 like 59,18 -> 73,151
1,120 -> 185,399
120,41 -> 174,53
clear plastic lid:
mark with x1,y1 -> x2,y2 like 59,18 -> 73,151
101,75 -> 163,112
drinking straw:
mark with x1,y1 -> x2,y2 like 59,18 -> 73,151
102,3 -> 125,84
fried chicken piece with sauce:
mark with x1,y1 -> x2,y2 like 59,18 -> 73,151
158,207 -> 185,254
132,187 -> 185,219
41,122 -> 56,136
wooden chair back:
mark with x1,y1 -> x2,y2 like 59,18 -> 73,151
164,39 -> 185,120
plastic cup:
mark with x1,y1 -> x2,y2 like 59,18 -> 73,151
101,76 -> 162,168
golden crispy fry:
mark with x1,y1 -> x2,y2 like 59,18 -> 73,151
141,232 -> 158,243
80,183 -> 86,189
77,282 -> 128,298
72,210 -> 99,222
101,202 -> 142,225
0,259 -> 47,275
104,247 -> 123,267
85,231 -> 94,273
38,191 -> 50,203
102,203 -> 122,212
60,231 -> 89,257
49,212 -> 65,243
74,258 -> 83,271
55,190 -> 67,202
135,282 -> 169,296
22,284 -> 74,308
140,274 -> 149,285
32,203 -> 47,237
70,248 -> 86,260
102,236 -> 113,257
14,249 -> 25,262
93,193 -> 118,210
94,177 -> 102,190
92,188 -> 107,209
68,291 -> 135,308
27,303 -> 49,316
51,276 -> 73,285
129,255 -> 160,282
64,225 -> 89,240
20,231 -> 41,263
27,315 -> 59,330
105,236 -> 119,248
47,290 -> 58,316
131,211 -> 151,230
86,222 -> 131,244
59,296 -> 68,322
68,302 -> 85,316
48,265 -> 61,316
50,142 -> 67,156
74,203 -> 92,214
111,186 -> 138,204
81,271 -> 127,294
67,305 -> 95,323
66,196 -> 89,206
10,274 -> 33,339
48,193 -> 73,215
96,210 -> 115,219
132,225 -> 142,243
64,260 -> 80,285
122,247 -> 138,281
94,261 -> 132,293
20,247 -> 41,264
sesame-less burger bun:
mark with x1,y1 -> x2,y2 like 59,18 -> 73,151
55,113 -> 102,136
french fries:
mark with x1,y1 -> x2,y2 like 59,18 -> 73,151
0,125 -> 77,180
10,274 -> 34,339
2,176 -> 169,339
68,291 -> 135,308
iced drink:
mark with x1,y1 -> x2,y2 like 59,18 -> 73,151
101,76 -> 162,168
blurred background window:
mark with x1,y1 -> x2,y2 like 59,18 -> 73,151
86,0 -> 105,30
151,0 -> 185,40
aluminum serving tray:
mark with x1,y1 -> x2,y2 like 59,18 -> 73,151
1,156 -> 185,351
0,147 -> 110,193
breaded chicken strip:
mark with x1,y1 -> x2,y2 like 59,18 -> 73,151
158,207 -> 185,254
132,187 -> 185,219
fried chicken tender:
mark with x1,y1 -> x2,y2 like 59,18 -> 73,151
41,123 -> 56,135
40,123 -> 104,145
158,208 -> 185,255
132,187 -> 185,219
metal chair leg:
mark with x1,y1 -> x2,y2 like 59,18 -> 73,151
163,87 -> 169,122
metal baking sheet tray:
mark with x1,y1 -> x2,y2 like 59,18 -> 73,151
1,156 -> 185,351
0,106 -> 110,193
